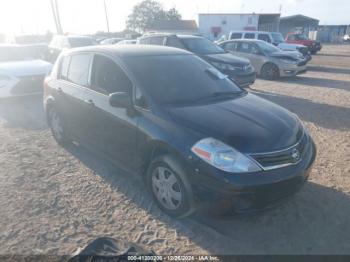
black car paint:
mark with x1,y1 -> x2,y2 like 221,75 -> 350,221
45,46 -> 316,213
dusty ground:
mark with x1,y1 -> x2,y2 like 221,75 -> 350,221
0,45 -> 349,256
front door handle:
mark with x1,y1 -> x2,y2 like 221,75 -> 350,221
57,87 -> 63,93
84,99 -> 95,106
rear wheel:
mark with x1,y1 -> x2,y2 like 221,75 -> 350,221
48,106 -> 70,145
310,50 -> 317,55
261,63 -> 280,80
147,154 -> 195,218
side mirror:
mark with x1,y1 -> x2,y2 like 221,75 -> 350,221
109,92 -> 133,108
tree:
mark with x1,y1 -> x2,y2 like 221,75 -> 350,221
126,0 -> 182,32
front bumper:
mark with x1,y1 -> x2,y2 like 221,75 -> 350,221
279,63 -> 308,77
188,138 -> 316,214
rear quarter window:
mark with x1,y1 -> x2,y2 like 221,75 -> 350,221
258,34 -> 271,43
67,54 -> 91,86
59,56 -> 70,80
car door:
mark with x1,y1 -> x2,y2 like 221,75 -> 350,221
83,53 -> 138,170
235,42 -> 263,71
56,53 -> 93,142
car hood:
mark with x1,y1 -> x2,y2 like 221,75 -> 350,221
278,42 -> 306,50
167,93 -> 302,153
0,59 -> 52,77
269,50 -> 303,60
203,52 -> 250,66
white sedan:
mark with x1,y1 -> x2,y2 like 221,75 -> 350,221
0,45 -> 52,98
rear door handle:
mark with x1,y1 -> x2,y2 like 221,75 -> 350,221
84,99 -> 95,106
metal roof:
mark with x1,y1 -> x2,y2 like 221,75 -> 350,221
280,14 -> 319,22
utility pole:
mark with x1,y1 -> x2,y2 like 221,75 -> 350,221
104,0 -> 110,33
50,0 -> 63,34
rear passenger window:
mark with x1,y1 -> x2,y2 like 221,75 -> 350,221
166,37 -> 184,49
139,38 -> 150,44
149,36 -> 165,45
244,33 -> 255,39
59,56 -> 70,80
237,42 -> 251,53
91,55 -> 132,95
230,33 -> 242,39
67,54 -> 91,86
258,34 -> 271,43
222,42 -> 237,51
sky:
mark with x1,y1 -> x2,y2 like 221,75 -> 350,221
0,0 -> 349,35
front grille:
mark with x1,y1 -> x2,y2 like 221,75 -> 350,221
249,131 -> 309,170
11,75 -> 45,95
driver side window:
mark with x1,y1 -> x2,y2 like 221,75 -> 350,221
91,55 -> 132,96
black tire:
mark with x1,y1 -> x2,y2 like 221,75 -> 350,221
310,50 -> 317,55
146,154 -> 196,218
261,63 -> 280,80
47,106 -> 70,145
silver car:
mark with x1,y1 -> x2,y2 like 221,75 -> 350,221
219,39 -> 308,80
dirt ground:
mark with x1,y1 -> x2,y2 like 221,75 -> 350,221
0,45 -> 349,256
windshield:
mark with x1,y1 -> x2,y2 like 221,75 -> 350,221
181,38 -> 225,55
124,54 -> 242,105
255,41 -> 281,54
271,33 -> 285,43
295,34 -> 309,40
68,37 -> 95,47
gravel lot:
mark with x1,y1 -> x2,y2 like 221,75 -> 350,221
0,45 -> 349,256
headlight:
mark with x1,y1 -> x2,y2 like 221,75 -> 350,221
279,58 -> 298,64
211,62 -> 241,71
191,138 -> 262,173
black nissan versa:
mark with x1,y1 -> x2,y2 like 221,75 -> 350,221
44,45 -> 316,217
138,34 -> 256,88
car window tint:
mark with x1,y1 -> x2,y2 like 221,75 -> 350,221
222,42 -> 236,51
138,37 -> 150,44
244,33 -> 255,39
59,56 -> 70,80
288,35 -> 295,41
91,55 -> 132,95
67,54 -> 91,86
149,36 -> 165,45
258,34 -> 271,43
134,86 -> 149,109
166,37 -> 184,49
237,42 -> 251,53
230,33 -> 242,39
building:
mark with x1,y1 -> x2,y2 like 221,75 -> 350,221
147,20 -> 198,35
198,13 -> 280,40
279,14 -> 319,38
317,25 -> 350,43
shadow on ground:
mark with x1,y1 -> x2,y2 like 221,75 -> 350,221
64,142 -> 350,254
308,65 -> 350,75
251,90 -> 350,131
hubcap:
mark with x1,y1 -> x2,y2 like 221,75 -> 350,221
50,110 -> 63,141
151,167 -> 183,210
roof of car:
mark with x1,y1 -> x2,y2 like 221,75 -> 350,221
63,45 -> 192,58
140,33 -> 203,39
221,39 -> 265,43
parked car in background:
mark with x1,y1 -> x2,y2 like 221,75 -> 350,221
44,45 -> 316,217
45,35 -> 97,63
285,33 -> 322,55
343,34 -> 350,42
224,31 -> 311,61
219,39 -> 308,80
0,45 -> 52,98
117,39 -> 137,45
138,34 -> 256,88
100,38 -> 124,45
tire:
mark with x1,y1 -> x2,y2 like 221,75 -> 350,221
310,50 -> 317,55
261,63 -> 280,80
146,154 -> 196,218
47,106 -> 70,145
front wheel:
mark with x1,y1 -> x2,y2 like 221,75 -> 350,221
261,63 -> 280,80
146,154 -> 196,218
47,106 -> 70,145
